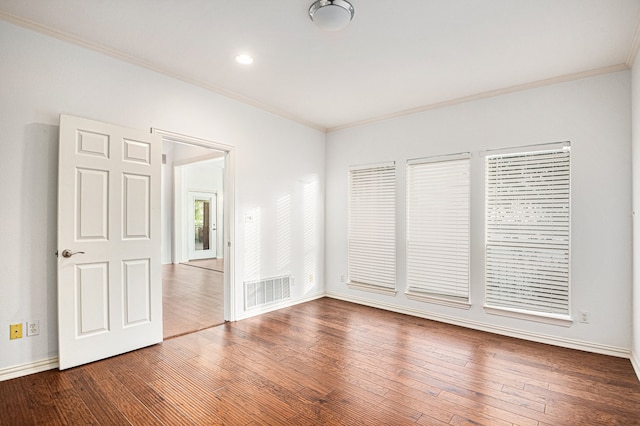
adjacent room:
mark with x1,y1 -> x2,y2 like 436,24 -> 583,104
1,0 -> 640,424
161,139 -> 227,338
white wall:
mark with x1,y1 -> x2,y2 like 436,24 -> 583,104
632,56 -> 640,379
161,142 -> 175,264
0,20 -> 325,374
326,70 -> 633,355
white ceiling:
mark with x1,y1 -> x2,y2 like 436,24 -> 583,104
2,0 -> 640,131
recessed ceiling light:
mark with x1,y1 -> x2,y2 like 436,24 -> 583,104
235,54 -> 254,65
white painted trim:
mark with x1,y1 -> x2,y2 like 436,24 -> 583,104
0,11 -> 325,132
484,306 -> 573,327
407,152 -> 471,166
224,151 -> 236,322
625,14 -> 640,67
173,164 -> 185,263
325,292 -> 631,359
0,357 -> 59,382
0,11 -> 630,134
480,140 -> 570,158
349,160 -> 395,171
405,291 -> 471,309
173,152 -> 224,167
1,301 -> 635,382
631,351 -> 640,382
347,281 -> 397,296
154,128 -> 236,322
328,64 -> 629,133
235,292 -> 325,321
155,129 -> 234,152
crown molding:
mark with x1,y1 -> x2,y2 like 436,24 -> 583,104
328,63 -> 629,133
0,11 -> 327,133
626,14 -> 640,67
1,10 -> 634,136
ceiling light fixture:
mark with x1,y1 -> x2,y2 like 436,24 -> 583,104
309,0 -> 355,32
235,54 -> 254,65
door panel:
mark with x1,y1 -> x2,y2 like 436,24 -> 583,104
123,259 -> 151,325
123,173 -> 150,239
77,168 -> 109,240
58,114 -> 162,370
76,262 -> 109,336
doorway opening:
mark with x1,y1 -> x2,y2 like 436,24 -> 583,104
157,130 -> 235,339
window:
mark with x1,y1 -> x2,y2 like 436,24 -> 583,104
406,154 -> 471,307
485,144 -> 570,322
348,162 -> 396,294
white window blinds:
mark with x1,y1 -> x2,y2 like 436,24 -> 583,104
485,146 -> 570,315
348,162 -> 396,290
406,155 -> 470,302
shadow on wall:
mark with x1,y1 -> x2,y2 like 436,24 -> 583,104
23,123 -> 59,357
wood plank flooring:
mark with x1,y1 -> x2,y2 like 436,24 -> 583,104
182,258 -> 225,273
2,298 -> 640,425
162,261 -> 224,339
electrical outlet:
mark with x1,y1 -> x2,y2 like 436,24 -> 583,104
27,320 -> 40,336
340,274 -> 345,283
10,323 -> 23,340
309,273 -> 314,283
580,311 -> 590,324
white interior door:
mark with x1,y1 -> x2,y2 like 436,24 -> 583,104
57,114 -> 162,370
188,191 -> 217,260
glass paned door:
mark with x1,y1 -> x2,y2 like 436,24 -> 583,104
189,192 -> 217,260
194,199 -> 210,251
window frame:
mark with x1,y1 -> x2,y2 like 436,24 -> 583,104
483,142 -> 572,326
405,153 -> 471,309
347,161 -> 397,295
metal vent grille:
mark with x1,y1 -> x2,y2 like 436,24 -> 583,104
244,275 -> 291,310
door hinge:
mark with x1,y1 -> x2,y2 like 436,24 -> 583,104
55,250 -> 59,258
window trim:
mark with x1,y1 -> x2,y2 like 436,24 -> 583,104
483,142 -> 572,323
404,152 -> 471,308
347,161 -> 397,294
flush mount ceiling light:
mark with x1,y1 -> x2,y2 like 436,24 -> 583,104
309,0 -> 355,31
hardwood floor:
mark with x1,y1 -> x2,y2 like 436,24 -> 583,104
2,298 -> 640,425
162,261 -> 224,339
182,258 -> 224,273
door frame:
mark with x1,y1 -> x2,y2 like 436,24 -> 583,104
154,128 -> 236,322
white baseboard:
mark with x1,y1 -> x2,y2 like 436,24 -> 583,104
0,294 -> 324,381
3,296 -> 634,382
235,292 -> 325,321
325,292 -> 631,359
0,357 -> 59,382
631,351 -> 640,382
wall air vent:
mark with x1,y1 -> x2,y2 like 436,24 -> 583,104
244,275 -> 291,310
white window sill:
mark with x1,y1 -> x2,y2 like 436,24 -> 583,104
347,281 -> 397,296
484,305 -> 573,327
405,291 -> 471,309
